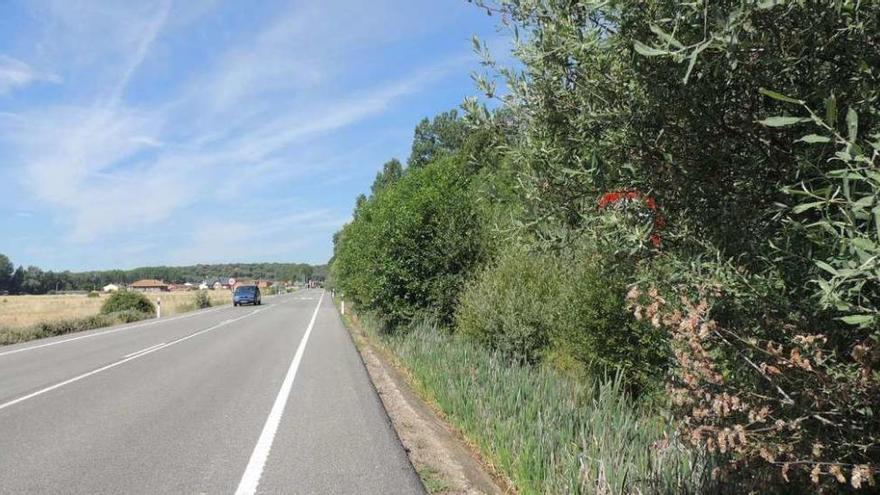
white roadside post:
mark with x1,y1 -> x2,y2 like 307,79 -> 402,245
341,295 -> 345,315
156,297 -> 161,319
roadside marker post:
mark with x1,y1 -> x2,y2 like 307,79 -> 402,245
156,297 -> 161,319
341,300 -> 345,315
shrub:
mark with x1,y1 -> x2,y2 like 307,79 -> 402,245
115,309 -> 149,324
457,243 -> 667,386
100,290 -> 155,316
629,253 -> 879,491
87,291 -> 100,298
194,290 -> 211,309
456,245 -> 557,362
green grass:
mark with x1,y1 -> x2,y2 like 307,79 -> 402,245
366,316 -> 714,494
417,465 -> 451,494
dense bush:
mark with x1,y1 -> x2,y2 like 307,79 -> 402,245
629,256 -> 879,491
194,290 -> 211,309
467,0 -> 880,488
332,156 -> 487,327
458,243 -> 667,386
456,245 -> 557,362
100,291 -> 155,316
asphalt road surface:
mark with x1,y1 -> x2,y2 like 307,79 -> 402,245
0,289 -> 424,494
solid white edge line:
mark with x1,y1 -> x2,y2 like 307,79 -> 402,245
0,304 -> 229,358
235,290 -> 325,495
0,307 -> 268,413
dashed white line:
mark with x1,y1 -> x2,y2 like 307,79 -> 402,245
0,305 -> 228,359
123,342 -> 166,359
235,290 -> 325,495
0,307 -> 268,413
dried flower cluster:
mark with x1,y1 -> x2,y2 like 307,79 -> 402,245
628,285 -> 879,490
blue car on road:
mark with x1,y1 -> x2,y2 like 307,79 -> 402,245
233,285 -> 261,306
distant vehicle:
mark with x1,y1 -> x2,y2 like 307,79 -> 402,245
233,285 -> 261,306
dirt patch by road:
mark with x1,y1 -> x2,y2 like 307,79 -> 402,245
341,310 -> 508,495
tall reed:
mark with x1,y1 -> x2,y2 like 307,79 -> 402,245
370,317 -> 713,494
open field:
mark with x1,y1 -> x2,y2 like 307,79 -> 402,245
0,291 -> 233,330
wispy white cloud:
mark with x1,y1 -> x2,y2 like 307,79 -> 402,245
1,0 -> 490,268
170,209 -> 346,265
106,0 -> 172,106
0,55 -> 60,95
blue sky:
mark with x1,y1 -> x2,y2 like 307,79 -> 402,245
0,0 -> 507,271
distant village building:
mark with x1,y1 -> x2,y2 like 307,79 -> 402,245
129,279 -> 169,292
102,284 -> 120,293
232,279 -> 273,290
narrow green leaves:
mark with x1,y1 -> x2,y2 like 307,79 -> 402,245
758,116 -> 809,127
838,314 -> 874,325
633,40 -> 667,57
759,88 -> 803,104
798,134 -> 831,144
847,108 -> 859,141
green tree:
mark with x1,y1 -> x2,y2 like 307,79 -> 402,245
370,158 -> 403,195
0,254 -> 12,293
408,110 -> 469,169
333,155 -> 487,326
9,266 -> 24,295
21,266 -> 45,294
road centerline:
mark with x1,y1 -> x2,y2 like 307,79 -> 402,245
235,290 -> 325,495
0,307 -> 269,413
0,305 -> 229,359
123,342 -> 166,359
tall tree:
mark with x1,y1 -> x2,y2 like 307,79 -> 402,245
21,266 -> 45,294
9,266 -> 24,295
0,254 -> 12,293
408,110 -> 468,169
371,158 -> 403,195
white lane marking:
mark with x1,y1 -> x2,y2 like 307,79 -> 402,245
0,305 -> 229,359
0,307 -> 268,413
123,342 -> 166,359
235,290 -> 325,495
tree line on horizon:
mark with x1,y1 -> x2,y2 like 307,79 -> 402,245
0,254 -> 326,295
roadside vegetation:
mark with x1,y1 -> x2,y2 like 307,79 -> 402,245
364,314 -> 712,494
331,1 -> 879,493
0,310 -> 151,346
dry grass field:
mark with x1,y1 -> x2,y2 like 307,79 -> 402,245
0,290 -> 232,330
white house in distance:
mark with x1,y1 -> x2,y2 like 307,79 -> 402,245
102,284 -> 120,293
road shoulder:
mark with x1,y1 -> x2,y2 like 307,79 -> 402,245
338,306 -> 508,495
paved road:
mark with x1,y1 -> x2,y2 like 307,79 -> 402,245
0,289 -> 424,494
